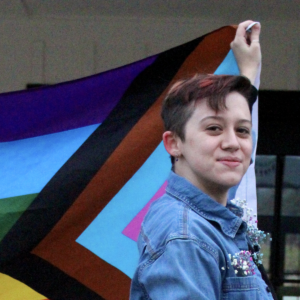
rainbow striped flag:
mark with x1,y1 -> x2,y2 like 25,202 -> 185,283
0,25 -> 258,300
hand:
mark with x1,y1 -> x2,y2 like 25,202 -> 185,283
230,20 -> 261,84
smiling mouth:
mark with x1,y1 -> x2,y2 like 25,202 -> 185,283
217,157 -> 242,167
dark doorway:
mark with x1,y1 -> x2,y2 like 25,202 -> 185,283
256,90 -> 300,299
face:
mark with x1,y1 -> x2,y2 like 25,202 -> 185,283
175,91 -> 252,199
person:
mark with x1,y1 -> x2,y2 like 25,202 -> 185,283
130,21 -> 275,299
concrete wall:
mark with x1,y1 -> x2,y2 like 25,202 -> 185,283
0,16 -> 298,93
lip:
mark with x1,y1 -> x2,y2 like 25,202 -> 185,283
217,157 -> 242,167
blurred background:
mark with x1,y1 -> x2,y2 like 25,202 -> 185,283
0,0 -> 299,92
1,1 -> 300,299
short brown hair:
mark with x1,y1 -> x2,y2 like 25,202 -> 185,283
161,74 -> 253,141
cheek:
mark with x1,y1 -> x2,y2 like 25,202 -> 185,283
187,138 -> 195,147
184,135 -> 198,152
187,139 -> 210,156
243,140 -> 253,160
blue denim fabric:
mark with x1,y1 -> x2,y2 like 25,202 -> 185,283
130,171 -> 274,300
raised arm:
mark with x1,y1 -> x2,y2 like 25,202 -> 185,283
231,20 -> 261,85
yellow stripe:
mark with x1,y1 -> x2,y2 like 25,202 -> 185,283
0,273 -> 46,300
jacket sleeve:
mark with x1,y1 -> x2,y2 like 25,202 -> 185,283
137,238 -> 223,300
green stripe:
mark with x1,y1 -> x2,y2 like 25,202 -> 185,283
0,194 -> 38,241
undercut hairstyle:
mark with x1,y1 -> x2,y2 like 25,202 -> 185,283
161,74 -> 255,164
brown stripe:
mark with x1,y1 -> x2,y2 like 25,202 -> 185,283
32,26 -> 236,299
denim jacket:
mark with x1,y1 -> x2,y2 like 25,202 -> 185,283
130,171 -> 274,300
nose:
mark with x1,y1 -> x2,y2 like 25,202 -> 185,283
221,129 -> 240,152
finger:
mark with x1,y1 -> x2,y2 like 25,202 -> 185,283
235,20 -> 255,39
246,22 -> 259,33
249,23 -> 261,42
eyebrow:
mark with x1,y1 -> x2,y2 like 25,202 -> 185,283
200,116 -> 252,125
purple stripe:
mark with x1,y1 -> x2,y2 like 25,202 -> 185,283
1,56 -> 157,142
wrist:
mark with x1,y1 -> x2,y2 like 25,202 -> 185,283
240,69 -> 258,85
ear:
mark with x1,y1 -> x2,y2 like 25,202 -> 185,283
162,131 -> 181,157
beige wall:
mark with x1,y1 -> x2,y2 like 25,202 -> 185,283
0,16 -> 298,93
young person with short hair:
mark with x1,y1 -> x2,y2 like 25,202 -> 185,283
130,21 -> 275,300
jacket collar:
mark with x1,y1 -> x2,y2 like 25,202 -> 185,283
165,171 -> 246,238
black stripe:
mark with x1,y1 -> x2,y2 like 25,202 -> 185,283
0,35 -> 204,266
0,254 -> 105,300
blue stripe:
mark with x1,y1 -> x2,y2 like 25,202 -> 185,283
77,142 -> 171,278
214,50 -> 239,75
0,124 -> 99,199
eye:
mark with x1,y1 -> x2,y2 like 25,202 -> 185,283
206,125 -> 222,134
236,127 -> 251,135
207,125 -> 221,131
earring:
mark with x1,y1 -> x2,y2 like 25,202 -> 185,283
175,155 -> 179,161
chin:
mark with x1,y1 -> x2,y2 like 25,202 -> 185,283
220,177 -> 243,189
217,167 -> 245,183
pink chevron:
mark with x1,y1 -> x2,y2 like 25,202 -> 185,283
122,181 -> 168,241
